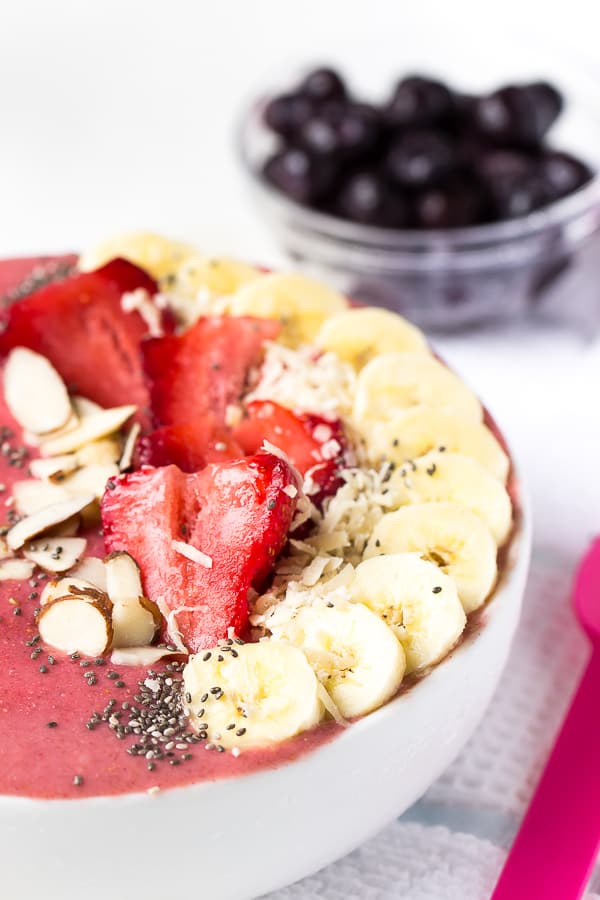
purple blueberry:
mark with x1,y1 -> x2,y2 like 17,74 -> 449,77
299,67 -> 346,103
386,76 -> 456,128
415,181 -> 486,228
334,171 -> 410,227
263,147 -> 333,204
471,82 -> 563,146
300,102 -> 382,160
264,92 -> 316,137
538,150 -> 592,201
386,130 -> 456,188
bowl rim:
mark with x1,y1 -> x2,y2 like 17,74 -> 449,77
235,93 -> 600,251
1,459 -> 532,810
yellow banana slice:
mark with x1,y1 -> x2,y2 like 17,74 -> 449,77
364,502 -> 497,613
273,599 -> 405,718
314,307 -> 428,369
183,641 -> 323,749
353,352 -> 482,426
366,406 -> 509,482
349,553 -> 466,673
391,451 -> 512,544
229,273 -> 348,346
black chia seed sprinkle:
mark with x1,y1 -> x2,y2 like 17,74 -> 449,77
432,586 -> 442,594
39,665 -> 48,674
73,775 -> 84,786
267,499 -> 276,510
47,721 -> 58,728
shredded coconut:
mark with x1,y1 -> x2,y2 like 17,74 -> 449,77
171,540 -> 213,568
245,342 -> 356,418
121,289 -> 164,338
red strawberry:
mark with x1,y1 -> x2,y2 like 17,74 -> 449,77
101,452 -> 299,651
0,258 -> 158,416
234,399 -> 348,503
137,417 -> 242,472
142,315 -> 280,428
0,255 -> 77,303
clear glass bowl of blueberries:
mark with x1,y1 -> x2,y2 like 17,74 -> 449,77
238,64 -> 600,329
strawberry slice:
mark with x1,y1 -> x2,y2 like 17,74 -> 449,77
101,452 -> 299,651
0,255 -> 77,304
234,399 -> 348,503
142,315 -> 280,428
137,417 -> 242,472
0,258 -> 158,415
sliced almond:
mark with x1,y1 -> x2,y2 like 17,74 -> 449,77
23,537 -> 87,573
38,596 -> 113,657
40,575 -> 107,607
46,514 -> 82,538
62,464 -> 120,500
41,406 -> 137,456
111,646 -> 183,667
12,480 -> 70,516
0,537 -> 11,560
105,551 -> 161,647
6,494 -> 94,550
3,347 -> 72,435
0,558 -> 36,581
27,410 -> 80,448
30,455 -> 79,482
69,556 -> 107,591
77,437 -> 121,467
72,396 -> 103,418
119,423 -> 141,472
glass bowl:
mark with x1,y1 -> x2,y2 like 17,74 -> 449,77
236,51 -> 600,330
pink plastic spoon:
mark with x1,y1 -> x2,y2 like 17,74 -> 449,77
492,537 -> 600,900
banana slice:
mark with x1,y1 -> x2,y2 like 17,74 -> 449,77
348,553 -> 466,673
391,451 -> 512,545
353,352 -> 482,426
183,641 -> 323,749
172,255 -> 261,300
315,307 -> 428,369
272,599 -> 405,718
364,502 -> 497,614
365,406 -> 509,483
79,231 -> 195,281
229,273 -> 348,346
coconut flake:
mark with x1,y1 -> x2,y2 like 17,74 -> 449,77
171,540 -> 213,568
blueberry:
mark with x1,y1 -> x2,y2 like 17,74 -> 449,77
264,92 -> 316,137
386,76 -> 456,128
263,148 -> 333,204
488,170 -> 547,219
415,181 -> 486,228
386,130 -> 456,188
334,170 -> 410,227
300,102 -> 381,160
337,103 -> 382,158
474,149 -> 535,183
300,115 -> 340,156
538,150 -> 592,201
299,67 -> 346,103
471,82 -> 563,146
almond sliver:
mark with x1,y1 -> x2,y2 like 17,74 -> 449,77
40,574 -> 108,607
29,455 -> 79,482
3,347 -> 72,435
38,596 -> 113,657
104,551 -> 160,647
12,480 -> 70,516
69,556 -> 107,591
111,646 -> 183,667
7,494 -> 94,550
62,463 -> 120,500
23,537 -> 87,573
41,406 -> 136,456
0,558 -> 36,581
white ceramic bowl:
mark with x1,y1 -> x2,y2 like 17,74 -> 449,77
1,483 -> 530,900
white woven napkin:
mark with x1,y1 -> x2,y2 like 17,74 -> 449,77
266,547 -> 599,899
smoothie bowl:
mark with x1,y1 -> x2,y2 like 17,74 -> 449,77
0,235 -> 530,900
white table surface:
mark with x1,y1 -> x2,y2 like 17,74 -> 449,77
1,3 -> 599,896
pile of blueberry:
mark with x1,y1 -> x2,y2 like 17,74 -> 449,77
261,68 -> 593,229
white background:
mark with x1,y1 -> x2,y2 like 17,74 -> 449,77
0,0 -> 598,551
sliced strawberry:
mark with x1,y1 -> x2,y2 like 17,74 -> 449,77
0,259 -> 158,416
0,255 -> 77,304
234,400 -> 348,503
101,452 -> 299,651
142,315 -> 280,428
137,417 -> 242,473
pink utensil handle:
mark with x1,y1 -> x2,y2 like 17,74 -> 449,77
492,649 -> 600,900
